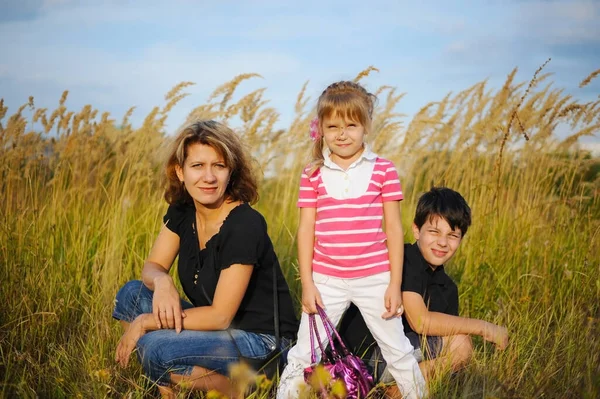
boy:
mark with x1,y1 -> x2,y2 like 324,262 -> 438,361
338,187 -> 508,389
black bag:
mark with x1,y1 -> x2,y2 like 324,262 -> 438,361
239,347 -> 284,379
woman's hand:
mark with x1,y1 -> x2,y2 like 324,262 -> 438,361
382,283 -> 403,319
115,315 -> 147,367
301,281 -> 324,314
152,275 -> 186,333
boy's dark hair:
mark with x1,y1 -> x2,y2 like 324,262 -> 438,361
414,187 -> 472,235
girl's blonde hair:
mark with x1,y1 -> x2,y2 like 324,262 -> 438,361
164,120 -> 259,205
309,81 -> 377,173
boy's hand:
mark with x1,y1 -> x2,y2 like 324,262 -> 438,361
301,281 -> 324,314
382,283 -> 403,319
483,322 -> 509,349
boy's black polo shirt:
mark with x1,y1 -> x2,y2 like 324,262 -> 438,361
338,242 -> 459,355
401,242 -> 459,334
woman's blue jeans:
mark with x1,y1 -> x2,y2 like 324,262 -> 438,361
113,280 -> 291,386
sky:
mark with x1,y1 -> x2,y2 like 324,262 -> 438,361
1,0 -> 599,150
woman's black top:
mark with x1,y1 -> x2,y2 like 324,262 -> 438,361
164,202 -> 298,339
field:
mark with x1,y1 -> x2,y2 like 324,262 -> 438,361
1,67 -> 599,398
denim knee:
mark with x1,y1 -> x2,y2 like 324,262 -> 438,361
112,280 -> 154,322
136,333 -> 182,386
134,329 -> 278,386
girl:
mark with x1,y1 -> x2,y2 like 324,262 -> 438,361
277,82 -> 426,398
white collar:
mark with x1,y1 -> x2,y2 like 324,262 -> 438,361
322,143 -> 378,171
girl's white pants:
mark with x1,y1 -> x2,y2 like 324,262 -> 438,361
277,271 -> 427,399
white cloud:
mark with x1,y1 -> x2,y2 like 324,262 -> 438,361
514,0 -> 600,43
443,41 -> 468,56
41,0 -> 76,9
581,142 -> 600,156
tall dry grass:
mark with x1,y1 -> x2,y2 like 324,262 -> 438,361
1,66 -> 599,398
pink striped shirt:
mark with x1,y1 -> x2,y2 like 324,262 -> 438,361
297,158 -> 403,278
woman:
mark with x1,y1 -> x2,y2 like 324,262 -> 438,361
113,120 -> 298,398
